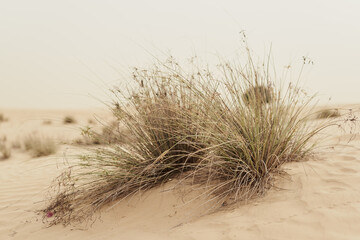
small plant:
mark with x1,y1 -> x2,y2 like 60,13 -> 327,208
63,116 -> 76,124
316,109 -> 340,119
74,126 -> 101,145
0,113 -> 8,122
23,134 -> 57,157
0,136 -> 11,160
0,144 -> 11,160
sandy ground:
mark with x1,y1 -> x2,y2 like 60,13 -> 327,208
1,107 -> 360,240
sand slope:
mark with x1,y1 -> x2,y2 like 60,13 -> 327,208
1,108 -> 360,240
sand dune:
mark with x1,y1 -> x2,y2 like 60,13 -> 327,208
1,108 -> 360,240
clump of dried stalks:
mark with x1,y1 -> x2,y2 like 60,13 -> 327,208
42,49 -> 336,226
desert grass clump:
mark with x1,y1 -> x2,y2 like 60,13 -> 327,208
73,126 -> 102,145
0,136 -> 11,160
0,113 -> 8,122
63,116 -> 76,124
0,144 -> 11,160
42,50 -> 335,226
43,61 -> 207,225
23,134 -> 57,157
316,108 -> 340,119
187,63 -> 333,205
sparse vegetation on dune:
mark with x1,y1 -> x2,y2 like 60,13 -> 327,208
23,133 -> 57,157
42,48 -> 337,226
0,113 -> 9,122
0,136 -> 11,160
63,116 -> 76,124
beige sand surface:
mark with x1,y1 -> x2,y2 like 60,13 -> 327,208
1,107 -> 360,240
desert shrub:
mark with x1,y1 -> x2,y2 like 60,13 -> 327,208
43,62 -> 207,225
73,126 -> 101,145
189,70 -> 326,203
23,134 -> 57,157
0,144 -> 11,160
42,51 -> 334,226
0,137 -> 11,160
63,116 -> 76,124
0,113 -> 8,122
316,109 -> 340,119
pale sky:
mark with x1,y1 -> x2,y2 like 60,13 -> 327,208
1,0 -> 359,109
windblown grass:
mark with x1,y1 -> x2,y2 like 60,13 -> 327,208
23,134 -> 57,157
42,50 -> 336,226
316,108 -> 340,119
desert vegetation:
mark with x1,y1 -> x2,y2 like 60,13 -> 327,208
0,136 -> 11,160
316,108 -> 340,119
74,121 -> 126,146
63,116 -> 76,124
42,50 -> 336,226
23,133 -> 57,157
0,113 -> 8,123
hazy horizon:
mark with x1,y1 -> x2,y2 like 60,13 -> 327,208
1,0 -> 359,109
